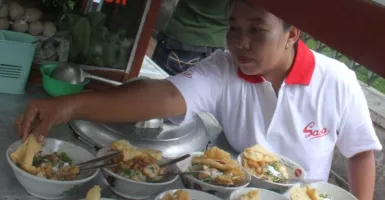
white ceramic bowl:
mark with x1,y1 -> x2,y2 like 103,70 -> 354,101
284,182 -> 358,200
6,138 -> 99,200
96,147 -> 179,199
229,187 -> 289,200
154,189 -> 223,200
176,152 -> 251,199
237,152 -> 306,194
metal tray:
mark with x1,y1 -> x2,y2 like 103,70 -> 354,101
69,115 -> 210,158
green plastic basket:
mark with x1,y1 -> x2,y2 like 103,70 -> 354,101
0,30 -> 37,94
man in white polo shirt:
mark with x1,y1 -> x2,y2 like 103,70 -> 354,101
18,0 -> 381,199
169,38 -> 382,180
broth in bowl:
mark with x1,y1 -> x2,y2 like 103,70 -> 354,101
237,145 -> 306,194
287,182 -> 358,200
176,147 -> 251,199
108,140 -> 169,182
229,187 -> 289,200
10,135 -> 81,181
187,146 -> 247,186
97,139 -> 178,199
6,136 -> 99,199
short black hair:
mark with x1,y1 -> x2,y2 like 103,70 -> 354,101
230,0 -> 292,32
283,21 -> 292,32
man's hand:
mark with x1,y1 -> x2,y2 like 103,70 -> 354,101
16,97 -> 77,141
348,150 -> 376,200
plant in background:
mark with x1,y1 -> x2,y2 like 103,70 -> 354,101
41,0 -> 77,13
59,12 -> 134,69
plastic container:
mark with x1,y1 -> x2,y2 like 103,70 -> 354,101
0,30 -> 37,94
41,63 -> 89,96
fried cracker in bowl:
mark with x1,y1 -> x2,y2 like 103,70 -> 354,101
154,189 -> 222,200
96,139 -> 178,199
6,135 -> 99,199
176,147 -> 251,199
229,187 -> 289,200
237,145 -> 306,194
285,182 -> 357,200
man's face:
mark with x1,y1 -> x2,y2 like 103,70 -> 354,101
227,1 -> 290,75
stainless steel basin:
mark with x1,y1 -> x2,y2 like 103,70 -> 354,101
69,115 -> 210,158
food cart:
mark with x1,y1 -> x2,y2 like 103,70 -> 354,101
0,0 -> 384,199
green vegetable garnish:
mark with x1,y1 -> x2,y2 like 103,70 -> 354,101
122,168 -> 137,177
58,152 -> 72,164
33,156 -> 44,166
189,164 -> 202,171
202,177 -> 211,183
270,162 -> 281,171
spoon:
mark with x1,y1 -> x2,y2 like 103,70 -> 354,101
51,64 -> 122,86
164,171 -> 246,187
159,154 -> 190,168
258,177 -> 323,187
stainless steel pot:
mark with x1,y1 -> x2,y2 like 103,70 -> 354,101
70,115 -> 210,158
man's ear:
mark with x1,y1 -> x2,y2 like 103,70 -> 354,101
288,27 -> 301,46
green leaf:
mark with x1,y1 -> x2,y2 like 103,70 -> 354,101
59,152 -> 73,164
33,156 -> 43,166
86,12 -> 107,29
59,14 -> 82,31
103,43 -> 121,66
71,17 -> 91,57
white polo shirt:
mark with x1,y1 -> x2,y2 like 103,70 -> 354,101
167,41 -> 382,181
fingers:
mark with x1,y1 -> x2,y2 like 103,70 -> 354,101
21,103 -> 38,141
32,118 -> 52,142
15,113 -> 24,137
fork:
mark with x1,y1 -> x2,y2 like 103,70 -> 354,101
75,150 -> 121,171
259,177 -> 323,187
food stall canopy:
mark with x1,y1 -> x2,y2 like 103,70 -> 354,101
254,0 -> 385,78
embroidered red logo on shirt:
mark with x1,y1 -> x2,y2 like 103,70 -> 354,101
294,168 -> 302,177
303,122 -> 330,140
181,71 -> 192,78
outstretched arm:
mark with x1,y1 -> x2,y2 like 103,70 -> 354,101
17,79 -> 186,140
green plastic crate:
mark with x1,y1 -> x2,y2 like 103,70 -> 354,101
0,30 -> 37,94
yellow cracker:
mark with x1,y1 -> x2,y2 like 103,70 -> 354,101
243,145 -> 278,162
174,190 -> 191,200
21,135 -> 42,174
204,146 -> 231,160
85,185 -> 101,200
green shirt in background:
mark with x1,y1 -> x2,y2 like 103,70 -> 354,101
163,0 -> 231,48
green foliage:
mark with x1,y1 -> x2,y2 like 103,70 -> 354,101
59,12 -> 134,68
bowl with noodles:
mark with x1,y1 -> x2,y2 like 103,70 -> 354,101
237,145 -> 306,194
6,135 -> 99,199
96,140 -> 179,199
285,182 -> 357,200
176,146 -> 251,199
229,187 -> 289,200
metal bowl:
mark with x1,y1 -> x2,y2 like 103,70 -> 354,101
69,115 -> 210,158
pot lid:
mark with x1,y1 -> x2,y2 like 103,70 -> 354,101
69,115 -> 210,158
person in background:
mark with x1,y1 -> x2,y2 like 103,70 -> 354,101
152,0 -> 231,75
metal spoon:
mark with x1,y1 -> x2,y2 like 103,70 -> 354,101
164,171 -> 246,187
159,154 -> 191,168
51,64 -> 122,86
259,177 -> 323,187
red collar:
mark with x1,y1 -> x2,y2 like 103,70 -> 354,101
237,40 -> 316,85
